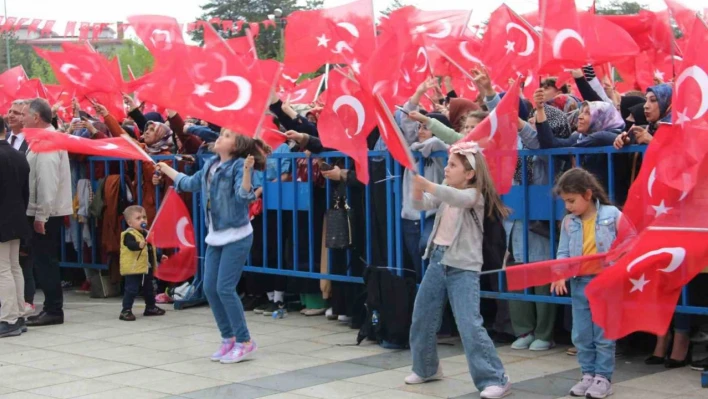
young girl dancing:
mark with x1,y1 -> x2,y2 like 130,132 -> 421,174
157,130 -> 267,364
406,141 -> 511,399
551,168 -> 623,398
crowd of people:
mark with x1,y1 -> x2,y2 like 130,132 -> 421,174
1,62 -> 708,399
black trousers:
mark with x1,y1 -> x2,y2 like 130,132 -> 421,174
122,269 -> 157,311
31,216 -> 64,315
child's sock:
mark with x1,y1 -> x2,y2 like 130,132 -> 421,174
267,291 -> 275,302
274,291 -> 285,304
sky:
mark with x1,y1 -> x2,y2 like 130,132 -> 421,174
4,0 -> 706,37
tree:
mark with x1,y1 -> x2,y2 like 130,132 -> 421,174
107,40 -> 155,79
0,33 -> 57,83
382,0 -> 407,16
191,0 -> 322,61
595,0 -> 682,38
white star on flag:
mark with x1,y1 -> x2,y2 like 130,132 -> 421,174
505,41 -> 516,54
654,69 -> 665,81
193,83 -> 212,97
415,25 -> 427,34
316,34 -> 330,48
629,274 -> 650,293
676,108 -> 691,128
652,200 -> 672,217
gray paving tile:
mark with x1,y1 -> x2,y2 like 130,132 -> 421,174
455,391 -> 557,399
511,375 -> 577,397
240,370 -> 333,391
348,350 -> 414,370
300,362 -> 385,379
183,383 -> 278,399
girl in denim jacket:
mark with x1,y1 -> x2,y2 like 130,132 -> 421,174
406,142 -> 511,399
551,168 -> 622,399
157,131 -> 268,365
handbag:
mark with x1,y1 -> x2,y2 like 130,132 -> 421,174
325,184 -> 352,249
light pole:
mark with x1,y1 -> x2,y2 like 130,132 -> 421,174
273,8 -> 285,61
4,0 -> 10,69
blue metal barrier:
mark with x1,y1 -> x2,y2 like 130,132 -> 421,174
58,146 -> 708,316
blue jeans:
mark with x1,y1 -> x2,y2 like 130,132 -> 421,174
571,276 -> 615,380
204,235 -> 253,342
410,246 -> 508,391
402,217 -> 434,280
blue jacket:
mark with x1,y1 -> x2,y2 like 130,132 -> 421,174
174,156 -> 255,231
557,202 -> 622,260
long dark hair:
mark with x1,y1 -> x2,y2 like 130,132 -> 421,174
554,168 -> 611,205
209,131 -> 269,171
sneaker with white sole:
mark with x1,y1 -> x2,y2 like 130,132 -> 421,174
511,334 -> 535,350
569,374 -> 595,397
480,381 -> 511,398
529,339 -> 554,351
585,375 -> 612,399
404,367 -> 443,385
220,340 -> 257,364
210,338 -> 235,361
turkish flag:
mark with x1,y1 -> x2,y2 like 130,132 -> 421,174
147,188 -> 197,282
40,20 -> 55,37
664,0 -> 700,39
481,4 -> 540,88
382,6 -> 472,46
655,17 -> 708,195
16,78 -> 49,100
280,66 -> 302,91
23,129 -> 154,163
280,75 -> 324,104
586,158 -> 708,339
457,79 -> 521,195
317,72 -> 376,184
537,0 -> 587,70
0,65 -> 28,99
283,0 -> 376,74
128,15 -> 188,73
600,10 -> 675,56
27,19 -> 42,36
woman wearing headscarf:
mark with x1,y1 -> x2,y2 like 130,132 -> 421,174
614,83 -> 672,149
447,98 -> 480,133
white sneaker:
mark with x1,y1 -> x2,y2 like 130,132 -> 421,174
480,381 -> 511,398
404,366 -> 443,385
337,315 -> 352,323
511,334 -> 535,350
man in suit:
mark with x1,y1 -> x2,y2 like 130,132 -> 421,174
0,116 -> 32,337
23,99 -> 72,327
6,100 -> 29,154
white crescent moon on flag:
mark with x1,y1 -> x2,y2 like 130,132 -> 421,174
648,168 -> 656,197
176,216 -> 194,247
333,95 -> 366,138
626,247 -> 686,273
488,109 -> 498,141
332,41 -> 354,55
427,19 -> 452,39
99,143 -> 118,150
336,22 -> 360,38
372,80 -> 386,94
415,47 -> 429,73
289,89 -> 308,103
675,65 -> 708,120
150,29 -> 173,50
205,76 -> 252,112
552,29 -> 585,59
505,22 -> 535,56
59,64 -> 90,87
459,42 -> 483,64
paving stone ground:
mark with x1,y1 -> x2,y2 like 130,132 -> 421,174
0,291 -> 706,399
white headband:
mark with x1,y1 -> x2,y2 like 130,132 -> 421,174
449,141 -> 481,170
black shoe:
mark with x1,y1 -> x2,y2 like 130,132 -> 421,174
18,318 -> 27,333
262,301 -> 278,316
665,345 -> 692,369
690,356 -> 708,371
0,321 -> 23,338
26,311 -> 64,327
144,306 -> 166,316
119,309 -> 136,321
242,295 -> 262,311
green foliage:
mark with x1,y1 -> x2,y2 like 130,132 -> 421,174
0,33 -> 57,83
191,0 -> 322,61
594,0 -> 644,15
107,40 -> 155,79
382,0 -> 407,16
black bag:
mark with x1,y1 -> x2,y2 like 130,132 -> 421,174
325,184 -> 352,249
356,266 -> 416,349
470,202 -> 507,272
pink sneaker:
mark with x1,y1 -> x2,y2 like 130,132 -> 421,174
220,340 -> 257,364
210,338 -> 235,362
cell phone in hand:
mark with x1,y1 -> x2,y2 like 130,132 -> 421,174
320,162 -> 334,171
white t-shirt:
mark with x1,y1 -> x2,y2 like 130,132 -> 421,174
204,161 -> 253,247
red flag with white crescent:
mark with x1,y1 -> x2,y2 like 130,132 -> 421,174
147,188 -> 197,283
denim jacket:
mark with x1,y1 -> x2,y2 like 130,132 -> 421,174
556,201 -> 622,261
174,156 -> 256,231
